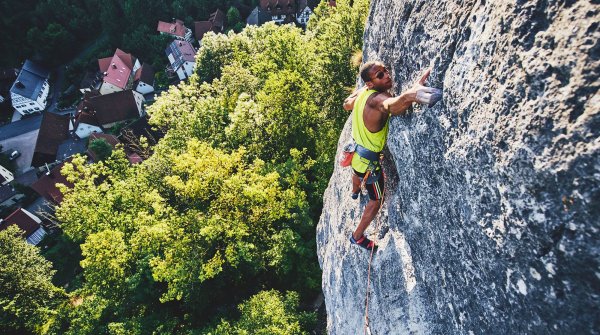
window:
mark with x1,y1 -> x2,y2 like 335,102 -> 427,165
34,107 -> 39,110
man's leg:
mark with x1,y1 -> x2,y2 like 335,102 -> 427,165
352,173 -> 361,194
352,199 -> 381,240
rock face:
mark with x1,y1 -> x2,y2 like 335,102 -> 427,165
316,0 -> 599,334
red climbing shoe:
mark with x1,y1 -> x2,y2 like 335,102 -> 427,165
350,235 -> 376,251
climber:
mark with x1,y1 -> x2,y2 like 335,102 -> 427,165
343,61 -> 442,251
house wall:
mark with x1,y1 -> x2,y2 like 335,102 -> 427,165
100,82 -> 124,95
11,92 -> 45,115
0,165 -> 13,185
176,67 -> 186,81
135,81 -> 154,95
132,91 -> 145,116
26,227 -> 47,245
183,61 -> 195,79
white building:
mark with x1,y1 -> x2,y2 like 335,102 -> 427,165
0,164 -> 13,186
10,60 -> 50,115
296,5 -> 313,26
166,40 -> 197,81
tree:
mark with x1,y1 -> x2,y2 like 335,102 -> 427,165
0,226 -> 65,334
88,138 -> 113,161
207,290 -> 316,335
226,7 -> 242,30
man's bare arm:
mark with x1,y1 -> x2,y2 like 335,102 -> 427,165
381,68 -> 442,115
343,85 -> 367,111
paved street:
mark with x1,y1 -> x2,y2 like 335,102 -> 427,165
0,129 -> 39,174
0,114 -> 42,141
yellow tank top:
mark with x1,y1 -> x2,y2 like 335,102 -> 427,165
351,89 -> 389,173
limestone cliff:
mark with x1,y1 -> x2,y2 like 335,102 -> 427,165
316,0 -> 599,334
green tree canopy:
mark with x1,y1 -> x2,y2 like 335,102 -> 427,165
0,226 -> 65,334
88,138 -> 113,162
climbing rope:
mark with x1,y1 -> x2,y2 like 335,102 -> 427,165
363,167 -> 385,335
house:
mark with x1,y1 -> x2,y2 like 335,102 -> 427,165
0,164 -> 13,186
0,208 -> 47,245
133,63 -> 155,95
247,0 -> 298,25
98,49 -> 141,95
10,60 -> 50,115
0,185 -> 23,210
74,89 -> 145,138
31,113 -> 72,167
165,40 -> 197,81
79,71 -> 103,94
296,0 -> 313,26
31,159 -> 73,205
0,68 -> 18,104
157,19 -> 194,43
194,9 -> 226,43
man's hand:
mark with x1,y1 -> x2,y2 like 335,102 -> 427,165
411,68 -> 442,107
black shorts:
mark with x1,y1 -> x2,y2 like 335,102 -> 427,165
353,169 -> 384,201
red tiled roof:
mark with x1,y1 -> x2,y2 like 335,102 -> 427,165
157,19 -> 187,37
98,57 -> 112,73
127,153 -> 143,164
100,49 -> 137,90
174,41 -> 196,62
0,208 -> 41,237
194,21 -> 214,40
31,159 -> 74,204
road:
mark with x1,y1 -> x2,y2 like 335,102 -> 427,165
0,114 -> 42,141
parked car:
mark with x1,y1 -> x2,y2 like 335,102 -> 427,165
9,150 -> 20,160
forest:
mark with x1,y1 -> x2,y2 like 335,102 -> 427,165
0,0 -> 369,334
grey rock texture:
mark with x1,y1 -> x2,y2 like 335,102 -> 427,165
316,0 -> 599,334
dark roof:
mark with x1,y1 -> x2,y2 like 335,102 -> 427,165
32,113 -> 71,167
194,21 -> 214,40
247,6 -> 274,25
0,184 -> 17,203
259,0 -> 297,16
76,90 -> 141,127
30,160 -> 73,204
0,68 -> 18,81
56,137 -> 87,161
10,60 -> 49,100
0,208 -> 41,237
134,63 -> 155,85
209,9 -> 225,30
14,169 -> 38,186
120,115 -> 164,143
79,71 -> 101,90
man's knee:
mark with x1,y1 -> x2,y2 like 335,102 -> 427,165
367,199 -> 381,208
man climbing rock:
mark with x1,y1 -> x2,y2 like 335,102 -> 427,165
343,61 -> 442,251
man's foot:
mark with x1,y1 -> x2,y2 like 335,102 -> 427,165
349,235 -> 376,251
351,191 -> 359,200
